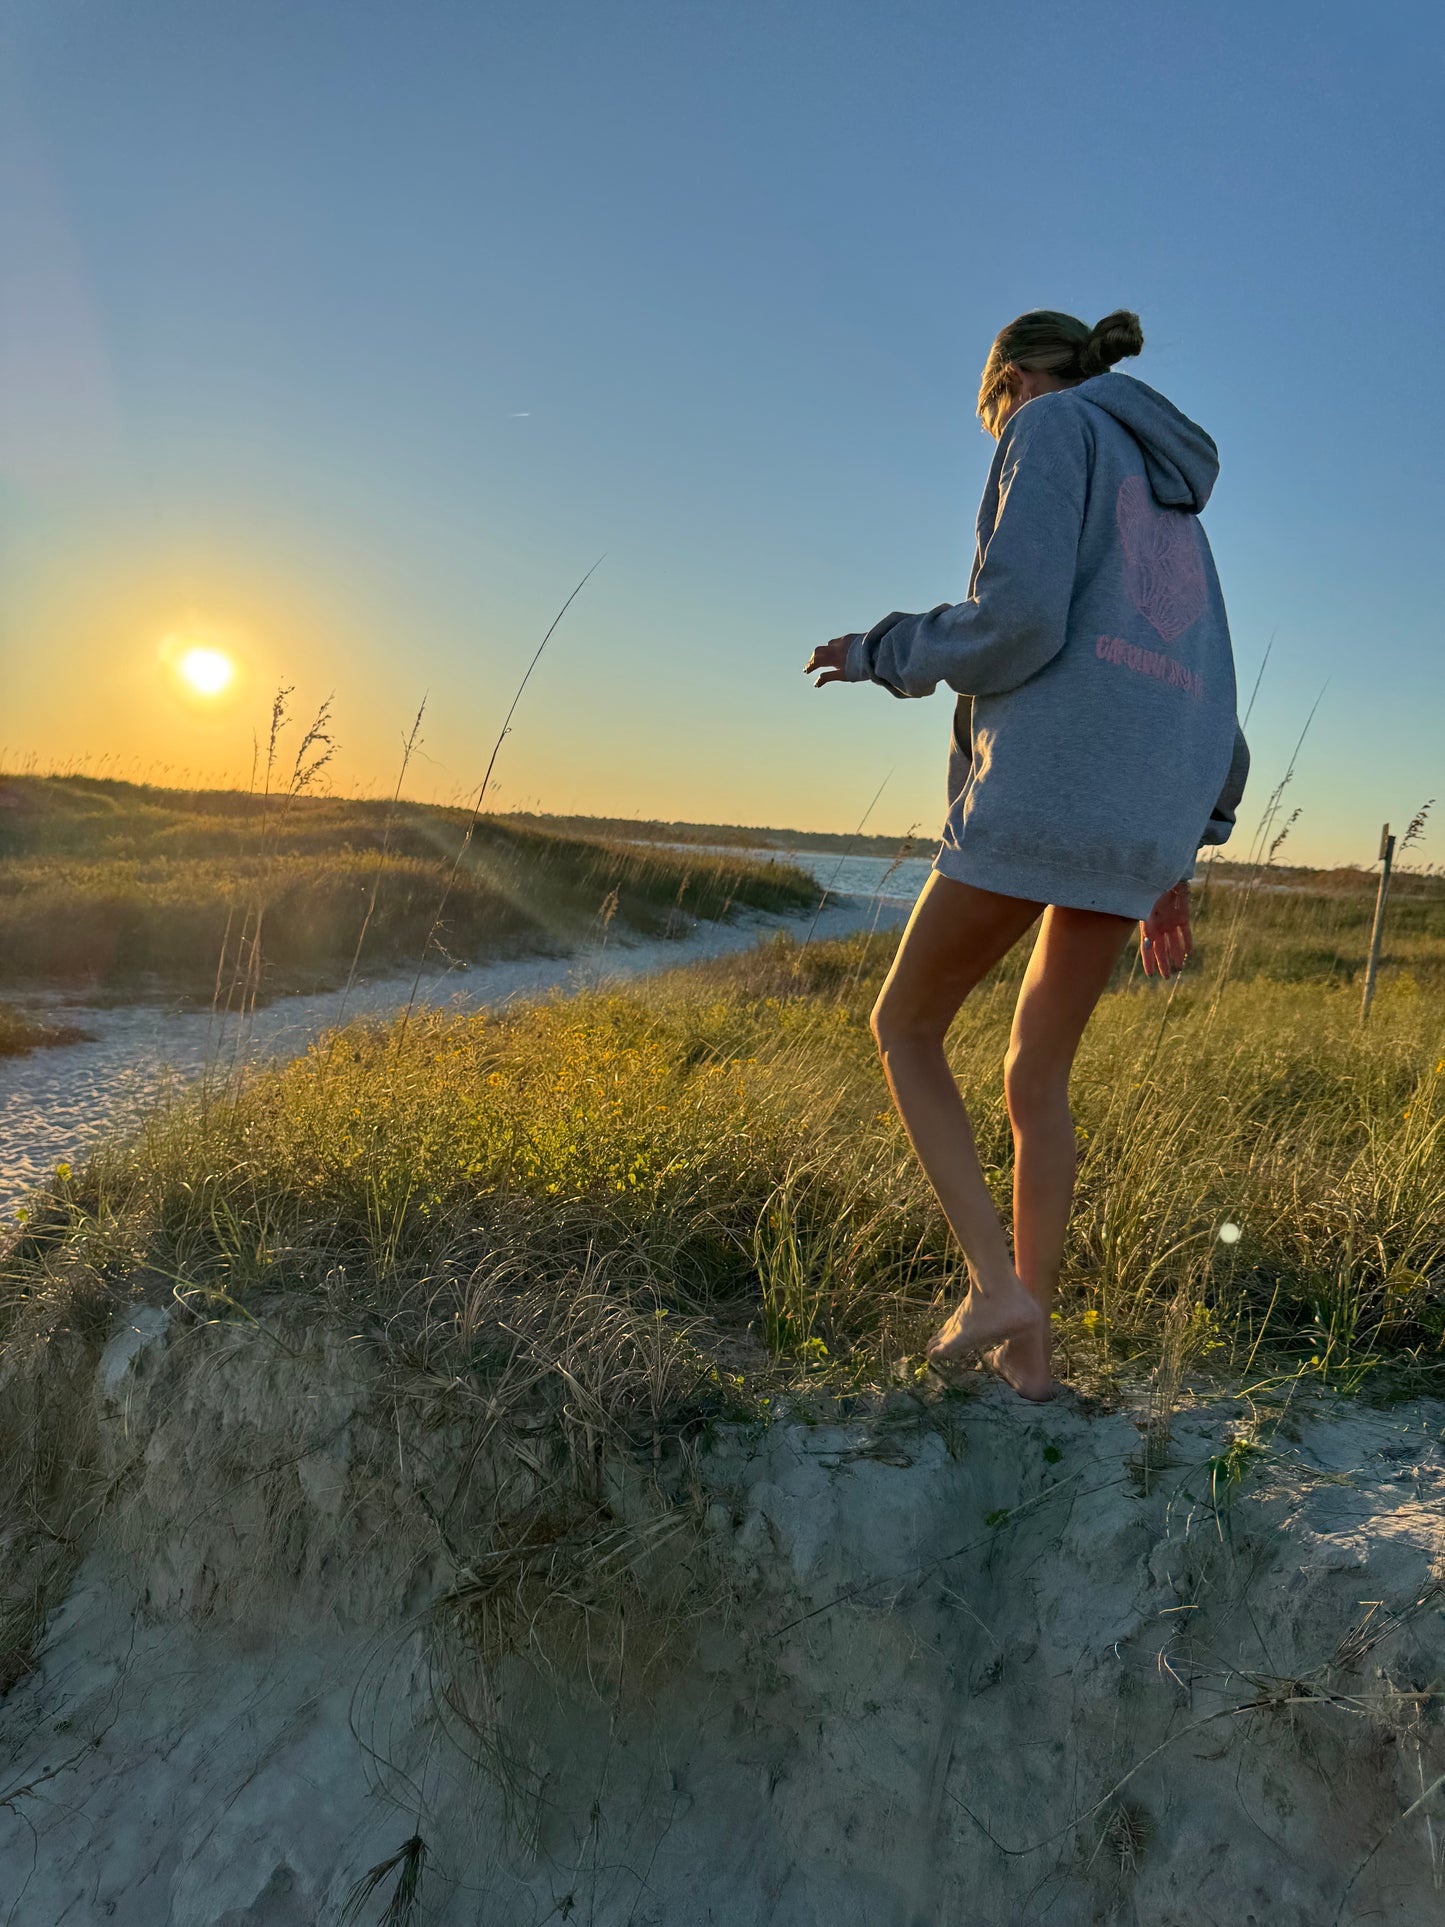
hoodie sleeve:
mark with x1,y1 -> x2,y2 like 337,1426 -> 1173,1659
1198,724 -> 1250,847
843,398 -> 1089,699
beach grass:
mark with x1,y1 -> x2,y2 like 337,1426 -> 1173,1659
8,874 -> 1444,1414
0,775 -> 819,997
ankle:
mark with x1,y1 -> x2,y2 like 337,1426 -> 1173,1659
1016,1279 -> 1056,1311
968,1266 -> 1027,1300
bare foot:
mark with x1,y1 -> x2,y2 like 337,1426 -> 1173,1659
982,1325 -> 1055,1402
925,1275 -> 1044,1367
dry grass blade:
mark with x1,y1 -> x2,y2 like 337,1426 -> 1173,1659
395,557 -> 605,1046
335,698 -> 428,1029
339,1833 -> 427,1926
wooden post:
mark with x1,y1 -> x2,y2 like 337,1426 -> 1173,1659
1360,823 -> 1396,1022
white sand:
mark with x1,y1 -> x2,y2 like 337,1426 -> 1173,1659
2,1301 -> 1442,1924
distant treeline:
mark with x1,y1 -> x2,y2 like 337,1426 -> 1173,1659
500,812 -> 926,858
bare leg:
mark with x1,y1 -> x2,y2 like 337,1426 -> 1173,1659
870,874 -> 1045,1364
989,904 -> 1135,1398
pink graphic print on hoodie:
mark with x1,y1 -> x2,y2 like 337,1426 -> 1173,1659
1114,474 -> 1207,644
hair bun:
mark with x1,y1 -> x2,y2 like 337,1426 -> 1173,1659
1080,310 -> 1144,376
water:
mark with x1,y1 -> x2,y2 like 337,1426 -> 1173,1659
778,848 -> 933,904
0,889 -> 916,1219
659,843 -> 935,906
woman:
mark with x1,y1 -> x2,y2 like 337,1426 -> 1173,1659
806,309 -> 1248,1402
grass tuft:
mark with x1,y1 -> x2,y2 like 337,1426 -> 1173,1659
0,1003 -> 91,1056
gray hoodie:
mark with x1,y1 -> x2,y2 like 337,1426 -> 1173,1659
843,372 -> 1249,920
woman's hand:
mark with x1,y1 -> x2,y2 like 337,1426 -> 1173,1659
1140,880 -> 1192,978
806,634 -> 857,687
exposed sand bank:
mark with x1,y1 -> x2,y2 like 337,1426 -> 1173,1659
2,1296 -> 1442,1925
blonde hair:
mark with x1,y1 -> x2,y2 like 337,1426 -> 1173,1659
978,309 -> 1144,434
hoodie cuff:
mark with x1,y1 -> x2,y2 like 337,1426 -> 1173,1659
843,633 -> 870,682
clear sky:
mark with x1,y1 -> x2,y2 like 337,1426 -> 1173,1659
3,0 -> 1442,863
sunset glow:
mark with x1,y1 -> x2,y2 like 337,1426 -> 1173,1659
3,7 -> 1438,861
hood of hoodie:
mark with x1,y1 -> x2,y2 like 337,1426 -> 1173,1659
1073,372 -> 1219,512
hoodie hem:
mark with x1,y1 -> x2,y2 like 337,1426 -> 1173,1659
931,845 -> 1162,921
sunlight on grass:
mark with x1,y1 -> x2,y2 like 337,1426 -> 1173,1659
0,774 -> 819,996
8,926 -> 1444,1409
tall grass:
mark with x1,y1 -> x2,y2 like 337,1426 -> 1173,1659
9,907 -> 1444,1405
0,773 -> 820,997
1194,868 -> 1445,990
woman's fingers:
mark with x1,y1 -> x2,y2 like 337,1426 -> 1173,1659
1144,919 -> 1187,978
1160,919 -> 1189,974
1173,885 -> 1193,962
1172,901 -> 1192,966
1140,883 -> 1193,981
806,634 -> 855,681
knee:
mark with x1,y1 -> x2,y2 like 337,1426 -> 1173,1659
868,989 -> 897,1056
870,985 -> 945,1059
1003,1040 -> 1069,1123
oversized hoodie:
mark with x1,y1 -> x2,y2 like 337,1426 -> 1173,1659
843,372 -> 1249,921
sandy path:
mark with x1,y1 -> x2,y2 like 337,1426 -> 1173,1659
0,894 -> 907,1217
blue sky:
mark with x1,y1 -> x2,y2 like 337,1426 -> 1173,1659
3,0 -> 1442,863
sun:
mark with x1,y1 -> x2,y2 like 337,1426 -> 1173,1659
177,647 -> 235,697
